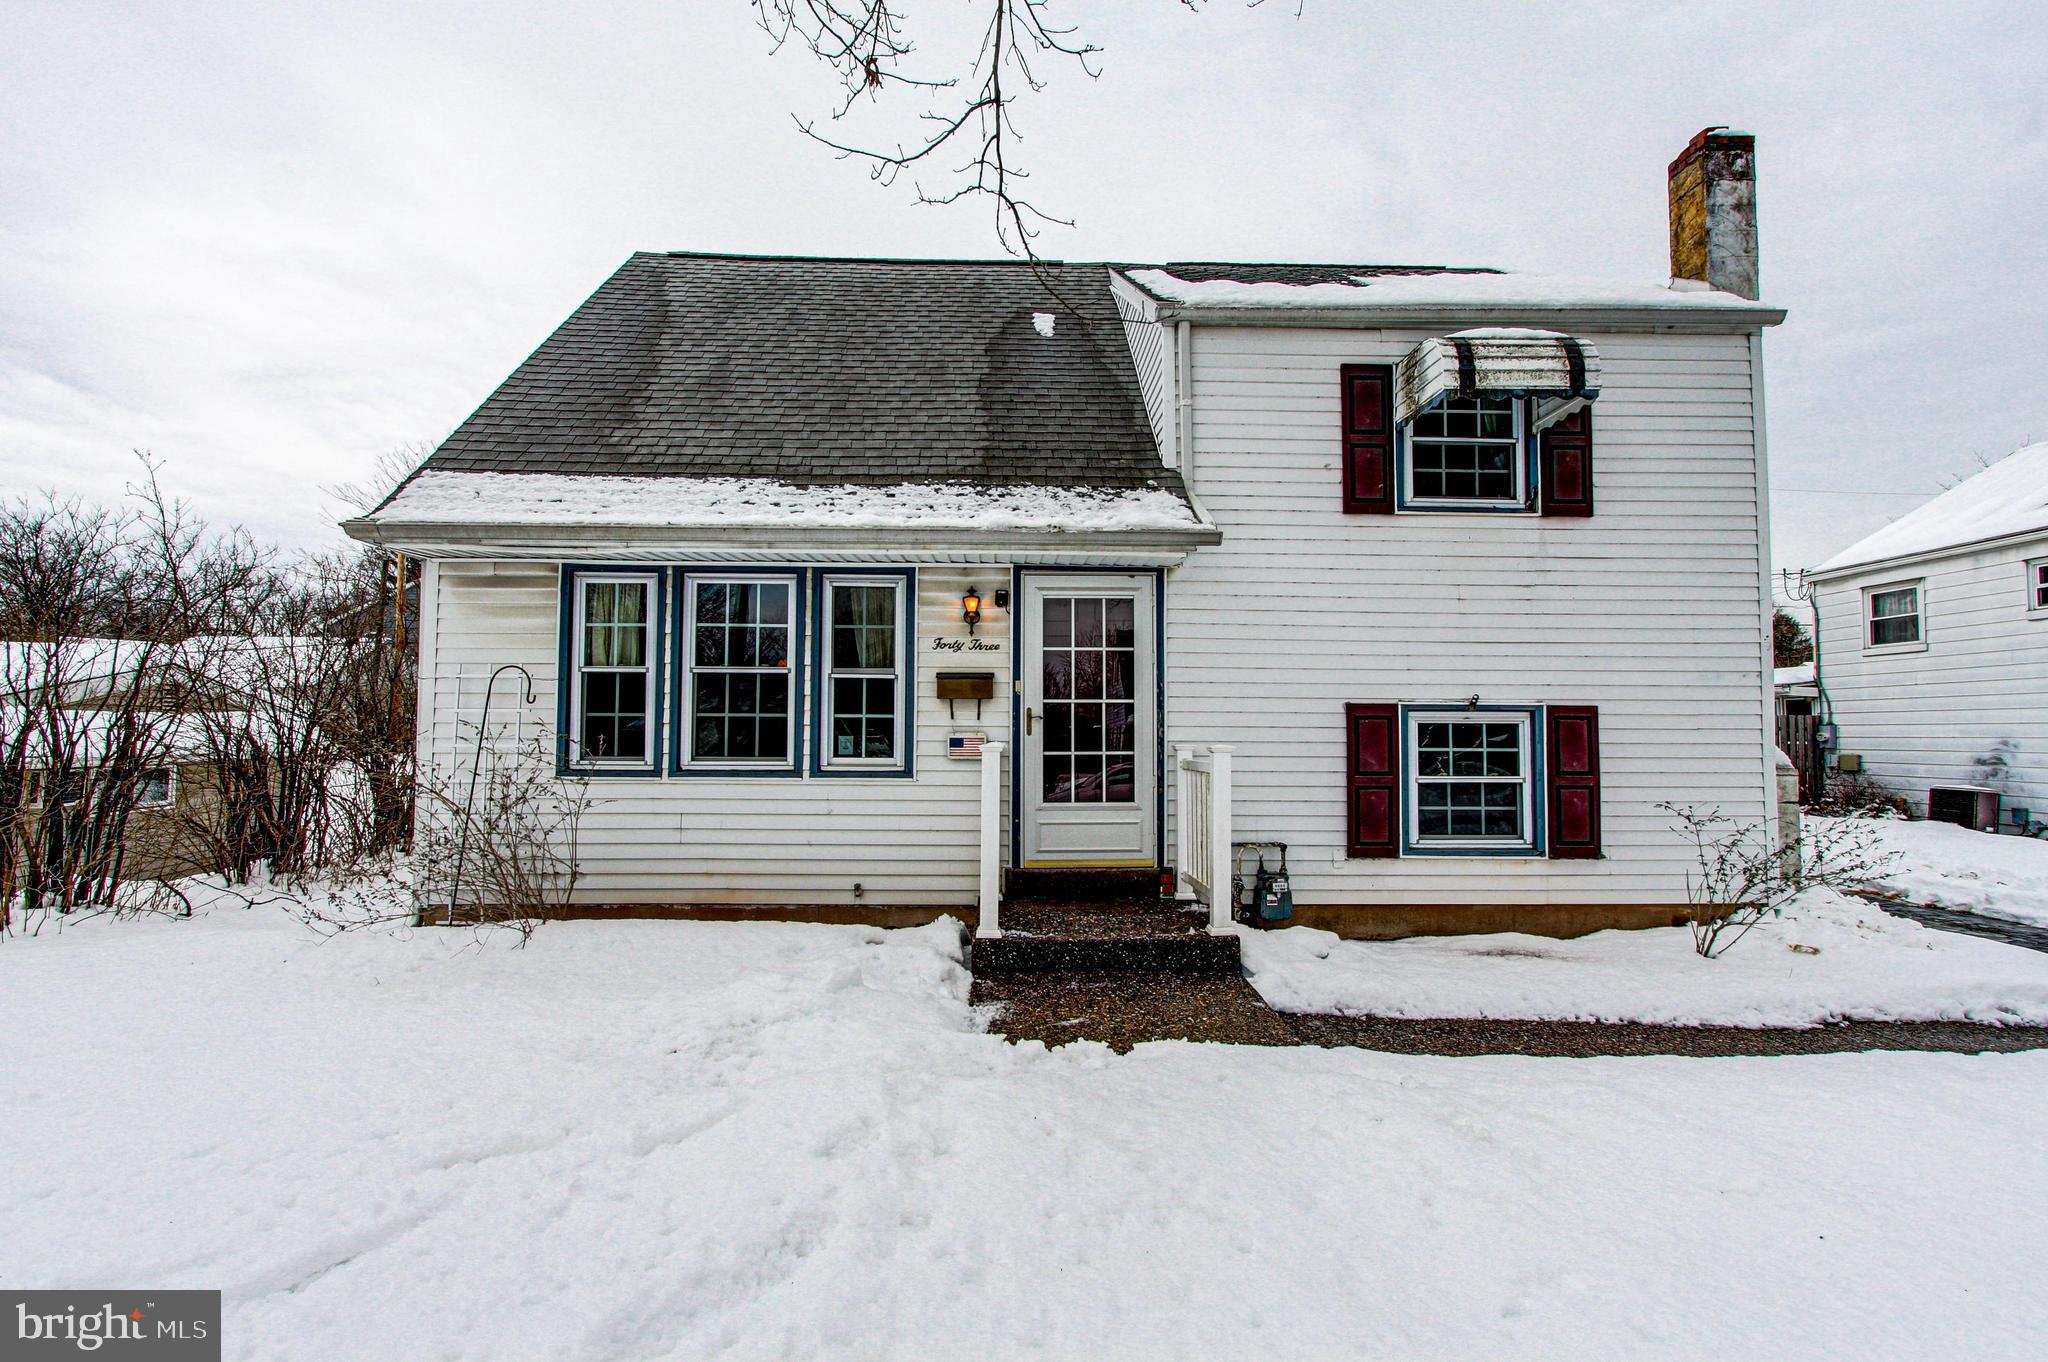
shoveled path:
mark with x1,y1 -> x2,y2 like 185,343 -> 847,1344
1869,897 -> 2048,954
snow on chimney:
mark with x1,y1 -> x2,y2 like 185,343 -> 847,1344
1668,127 -> 1759,299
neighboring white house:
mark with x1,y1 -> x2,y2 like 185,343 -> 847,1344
1803,442 -> 2048,824
346,128 -> 1784,939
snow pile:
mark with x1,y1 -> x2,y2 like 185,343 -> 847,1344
6,898 -> 2048,1358
371,472 -> 1201,532
1127,268 -> 1769,312
1834,814 -> 2048,928
1241,887 -> 2048,1027
1814,442 -> 2048,573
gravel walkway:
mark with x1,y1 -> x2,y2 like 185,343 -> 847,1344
976,973 -> 2048,1057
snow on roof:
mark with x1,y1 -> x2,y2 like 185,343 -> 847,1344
369,472 -> 1204,534
1125,268 -> 1769,313
1775,663 -> 1816,688
1812,443 -> 2048,574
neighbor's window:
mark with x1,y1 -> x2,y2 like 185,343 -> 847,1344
820,575 -> 908,770
684,575 -> 797,769
1866,583 -> 1923,648
571,573 -> 659,766
1404,394 -> 1527,509
136,767 -> 173,807
1406,710 -> 1537,852
2030,560 -> 2048,612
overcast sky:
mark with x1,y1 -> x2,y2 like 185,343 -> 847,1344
4,0 -> 2044,576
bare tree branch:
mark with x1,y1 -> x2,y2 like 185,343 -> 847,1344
758,1 -> 1290,262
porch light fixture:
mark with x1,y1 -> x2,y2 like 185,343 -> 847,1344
961,587 -> 983,634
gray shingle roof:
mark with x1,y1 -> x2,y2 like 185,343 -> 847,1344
406,252 -> 1180,496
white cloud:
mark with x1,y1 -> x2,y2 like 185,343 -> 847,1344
2,0 -> 2043,569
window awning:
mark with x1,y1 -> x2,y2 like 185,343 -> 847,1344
1394,329 -> 1602,425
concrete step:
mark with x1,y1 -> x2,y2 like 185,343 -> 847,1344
1001,867 -> 1161,903
972,899 -> 1239,977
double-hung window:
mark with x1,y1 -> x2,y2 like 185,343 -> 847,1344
570,573 -> 658,767
1404,394 -> 1528,510
683,574 -> 798,770
1865,582 -> 1923,649
1405,709 -> 1538,853
819,574 -> 910,771
2029,560 -> 2048,614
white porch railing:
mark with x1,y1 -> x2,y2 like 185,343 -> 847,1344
1173,744 -> 1235,934
975,740 -> 1007,939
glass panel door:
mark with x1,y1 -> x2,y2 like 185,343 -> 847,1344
1039,594 -> 1138,805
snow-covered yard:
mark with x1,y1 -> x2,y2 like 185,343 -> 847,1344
1827,812 -> 2048,929
6,901 -> 2048,1361
1241,887 -> 2048,1026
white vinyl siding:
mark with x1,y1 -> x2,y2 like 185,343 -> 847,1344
422,562 -> 1009,906
1813,535 -> 2048,818
1162,324 -> 1771,907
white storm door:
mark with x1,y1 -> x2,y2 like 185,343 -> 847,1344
1020,573 -> 1157,865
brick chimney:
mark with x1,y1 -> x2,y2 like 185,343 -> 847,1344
1668,127 -> 1758,299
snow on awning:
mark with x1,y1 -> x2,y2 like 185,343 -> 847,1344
1394,329 -> 1602,425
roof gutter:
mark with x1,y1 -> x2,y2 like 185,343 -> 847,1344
343,516 -> 1222,556
1152,303 -> 1786,331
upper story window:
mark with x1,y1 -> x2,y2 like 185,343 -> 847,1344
1865,581 -> 1924,650
819,574 -> 910,772
2029,559 -> 2048,613
682,574 -> 798,771
1404,394 -> 1528,509
570,572 -> 659,768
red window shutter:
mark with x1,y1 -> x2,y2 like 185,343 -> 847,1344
1340,364 -> 1395,514
1345,702 -> 1400,858
1546,705 -> 1601,858
1539,406 -> 1594,517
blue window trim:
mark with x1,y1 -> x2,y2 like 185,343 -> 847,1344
810,567 -> 917,779
556,565 -> 666,778
1397,703 -> 1548,858
1394,395 -> 1541,515
1007,565 -> 1167,870
670,566 -> 807,778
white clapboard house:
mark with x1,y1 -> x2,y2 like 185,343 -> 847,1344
347,128 -> 1784,939
1802,442 -> 2048,829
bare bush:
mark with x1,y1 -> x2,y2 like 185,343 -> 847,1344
1663,803 -> 1896,958
1809,767 -> 1909,818
311,730 -> 594,945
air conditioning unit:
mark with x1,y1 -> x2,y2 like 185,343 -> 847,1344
1928,785 -> 2000,832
